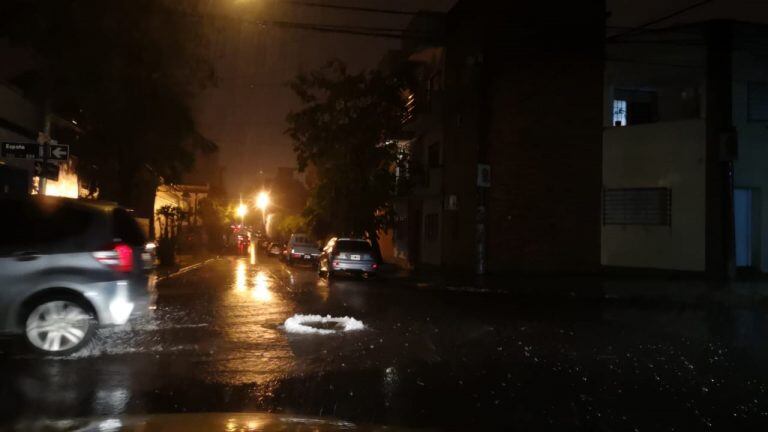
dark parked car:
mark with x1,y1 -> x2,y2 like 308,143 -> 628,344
0,196 -> 156,355
318,237 -> 378,278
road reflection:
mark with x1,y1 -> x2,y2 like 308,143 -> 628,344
205,258 -> 296,385
252,271 -> 273,302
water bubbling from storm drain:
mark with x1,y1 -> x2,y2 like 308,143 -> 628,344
284,314 -> 365,335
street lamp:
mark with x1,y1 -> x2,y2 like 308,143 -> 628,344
236,203 -> 248,226
255,191 -> 270,232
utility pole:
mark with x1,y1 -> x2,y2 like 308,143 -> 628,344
38,109 -> 52,196
705,21 -> 736,280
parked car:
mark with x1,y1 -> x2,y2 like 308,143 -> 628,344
285,233 -> 321,266
0,196 -> 156,355
318,237 -> 378,278
267,242 -> 284,257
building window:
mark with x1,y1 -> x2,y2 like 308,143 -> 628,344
402,88 -> 416,123
748,82 -> 768,122
603,188 -> 671,226
427,142 -> 441,168
613,89 -> 658,125
613,100 -> 627,126
424,213 -> 439,242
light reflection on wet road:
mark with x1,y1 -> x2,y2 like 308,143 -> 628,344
2,254 -> 768,429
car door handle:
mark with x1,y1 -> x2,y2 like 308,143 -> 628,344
13,251 -> 41,262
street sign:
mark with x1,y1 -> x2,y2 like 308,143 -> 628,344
0,141 -> 69,161
1,142 -> 41,159
48,144 -> 69,161
33,161 -> 60,181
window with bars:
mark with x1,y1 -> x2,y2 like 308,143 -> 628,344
613,89 -> 658,125
613,100 -> 627,126
603,188 -> 671,226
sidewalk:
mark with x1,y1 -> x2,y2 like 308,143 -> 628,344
156,254 -> 220,280
378,264 -> 768,307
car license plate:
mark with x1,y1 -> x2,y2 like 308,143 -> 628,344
304,254 -> 311,259
351,254 -> 361,260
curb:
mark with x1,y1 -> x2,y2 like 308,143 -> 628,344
157,258 -> 218,281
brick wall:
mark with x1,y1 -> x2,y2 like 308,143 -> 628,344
441,0 -> 604,274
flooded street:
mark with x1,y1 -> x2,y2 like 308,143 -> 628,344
3,255 -> 768,430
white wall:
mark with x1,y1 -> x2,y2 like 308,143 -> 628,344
602,119 -> 707,271
732,36 -> 768,271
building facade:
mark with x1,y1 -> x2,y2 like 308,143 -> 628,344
602,21 -> 768,275
390,0 -> 605,274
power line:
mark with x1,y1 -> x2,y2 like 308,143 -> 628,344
283,1 -> 421,16
253,19 -> 433,40
178,8 -> 439,41
608,0 -> 716,40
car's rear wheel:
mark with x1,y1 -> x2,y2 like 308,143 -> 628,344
24,298 -> 95,356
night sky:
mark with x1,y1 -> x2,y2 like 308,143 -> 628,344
193,0 -> 768,195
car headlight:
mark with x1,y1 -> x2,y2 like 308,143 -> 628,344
109,281 -> 134,324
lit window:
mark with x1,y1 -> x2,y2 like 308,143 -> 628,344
613,100 -> 627,126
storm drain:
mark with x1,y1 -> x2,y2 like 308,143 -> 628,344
284,314 -> 365,335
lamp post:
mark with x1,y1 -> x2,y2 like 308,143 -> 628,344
256,191 -> 270,233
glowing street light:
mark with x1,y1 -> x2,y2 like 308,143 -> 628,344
236,202 -> 248,225
255,191 -> 270,231
256,191 -> 270,211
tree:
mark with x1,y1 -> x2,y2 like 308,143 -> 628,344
286,60 -> 404,254
269,212 -> 308,241
1,0 -> 215,211
198,197 -> 228,252
156,204 -> 184,266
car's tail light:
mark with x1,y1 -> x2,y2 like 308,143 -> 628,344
93,243 -> 134,273
372,263 -> 379,270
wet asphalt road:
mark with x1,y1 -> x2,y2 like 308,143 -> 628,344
3,253 -> 768,430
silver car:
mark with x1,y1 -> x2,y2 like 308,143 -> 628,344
318,238 -> 378,278
0,196 -> 155,355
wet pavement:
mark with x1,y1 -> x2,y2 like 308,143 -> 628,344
3,253 -> 768,430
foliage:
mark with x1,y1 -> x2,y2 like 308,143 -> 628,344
280,214 -> 308,240
1,0 -> 215,208
198,197 -> 228,251
285,60 -> 404,244
156,205 -> 185,240
267,212 -> 307,241
156,204 -> 185,266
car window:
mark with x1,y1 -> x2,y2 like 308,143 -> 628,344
113,208 -> 146,246
0,198 -> 32,255
0,198 -> 99,255
336,240 -> 371,253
